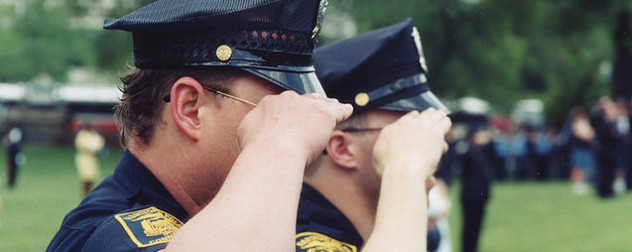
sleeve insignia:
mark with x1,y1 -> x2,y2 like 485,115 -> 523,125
296,232 -> 357,252
114,206 -> 184,248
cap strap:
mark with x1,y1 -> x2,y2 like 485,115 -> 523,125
357,73 -> 429,110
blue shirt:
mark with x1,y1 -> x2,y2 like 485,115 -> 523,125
47,151 -> 188,252
296,184 -> 363,252
509,134 -> 528,158
492,134 -> 509,158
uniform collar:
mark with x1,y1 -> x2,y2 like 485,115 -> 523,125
298,183 -> 364,247
113,150 -> 188,220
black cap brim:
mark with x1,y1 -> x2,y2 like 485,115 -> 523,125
379,90 -> 450,114
242,68 -> 326,96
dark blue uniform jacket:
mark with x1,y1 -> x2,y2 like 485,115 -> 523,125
47,151 -> 188,252
296,184 -> 363,252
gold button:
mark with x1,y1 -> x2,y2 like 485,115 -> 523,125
216,45 -> 232,62
354,93 -> 369,107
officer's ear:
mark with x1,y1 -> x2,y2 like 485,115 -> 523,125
170,77 -> 207,141
325,130 -> 359,170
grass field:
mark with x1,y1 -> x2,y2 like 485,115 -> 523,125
0,144 -> 631,251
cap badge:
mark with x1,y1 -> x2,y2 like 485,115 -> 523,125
354,93 -> 369,107
216,45 -> 232,62
411,27 -> 428,73
312,0 -> 329,39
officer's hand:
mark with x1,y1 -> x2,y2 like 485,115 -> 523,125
237,91 -> 353,164
372,108 -> 451,178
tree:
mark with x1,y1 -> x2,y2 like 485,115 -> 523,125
0,0 -> 96,83
350,0 -> 632,127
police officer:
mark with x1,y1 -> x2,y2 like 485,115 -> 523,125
458,117 -> 493,252
47,0 -> 352,251
295,18 -> 451,251
6,126 -> 23,188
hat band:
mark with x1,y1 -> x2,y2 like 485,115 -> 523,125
133,29 -> 314,68
176,47 -> 314,71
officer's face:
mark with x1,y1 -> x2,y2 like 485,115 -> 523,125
347,110 -> 405,199
198,74 -> 283,198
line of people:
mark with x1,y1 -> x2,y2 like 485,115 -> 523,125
564,96 -> 632,197
433,97 -> 632,251
440,95 -> 632,200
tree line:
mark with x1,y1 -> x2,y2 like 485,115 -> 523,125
2,0 -> 631,127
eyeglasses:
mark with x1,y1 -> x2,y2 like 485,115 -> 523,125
163,85 -> 257,107
341,127 -> 383,132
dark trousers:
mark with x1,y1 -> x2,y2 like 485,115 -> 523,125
597,158 -> 616,198
534,155 -> 550,180
7,144 -> 19,188
627,164 -> 632,190
514,156 -> 529,180
461,200 -> 487,252
493,157 -> 507,181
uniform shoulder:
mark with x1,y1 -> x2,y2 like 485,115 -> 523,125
82,206 -> 184,252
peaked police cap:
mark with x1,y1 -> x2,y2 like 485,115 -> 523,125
104,0 -> 329,95
314,18 -> 449,113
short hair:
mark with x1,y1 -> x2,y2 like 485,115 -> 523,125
114,67 -> 245,147
334,112 -> 369,131
304,112 -> 370,177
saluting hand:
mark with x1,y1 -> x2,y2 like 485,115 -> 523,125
237,91 -> 353,165
372,108 -> 451,179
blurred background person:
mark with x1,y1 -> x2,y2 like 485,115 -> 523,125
0,174 -> 2,229
438,127 -> 462,186
567,106 -> 596,195
525,126 -> 538,180
490,127 -> 510,181
549,127 -> 571,181
591,97 -> 619,198
625,101 -> 632,192
5,126 -> 24,189
428,178 -> 452,252
531,126 -> 554,180
612,98 -> 631,194
459,121 -> 493,252
612,11 -> 632,192
74,124 -> 104,196
508,125 -> 528,181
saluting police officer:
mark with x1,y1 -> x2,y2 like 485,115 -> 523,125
47,0 -> 352,251
295,19 -> 451,251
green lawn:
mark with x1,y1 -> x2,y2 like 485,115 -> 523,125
0,144 -> 631,251
449,181 -> 632,252
0,144 -> 122,252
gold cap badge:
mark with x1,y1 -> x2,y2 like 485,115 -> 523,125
216,45 -> 232,62
354,93 -> 369,107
